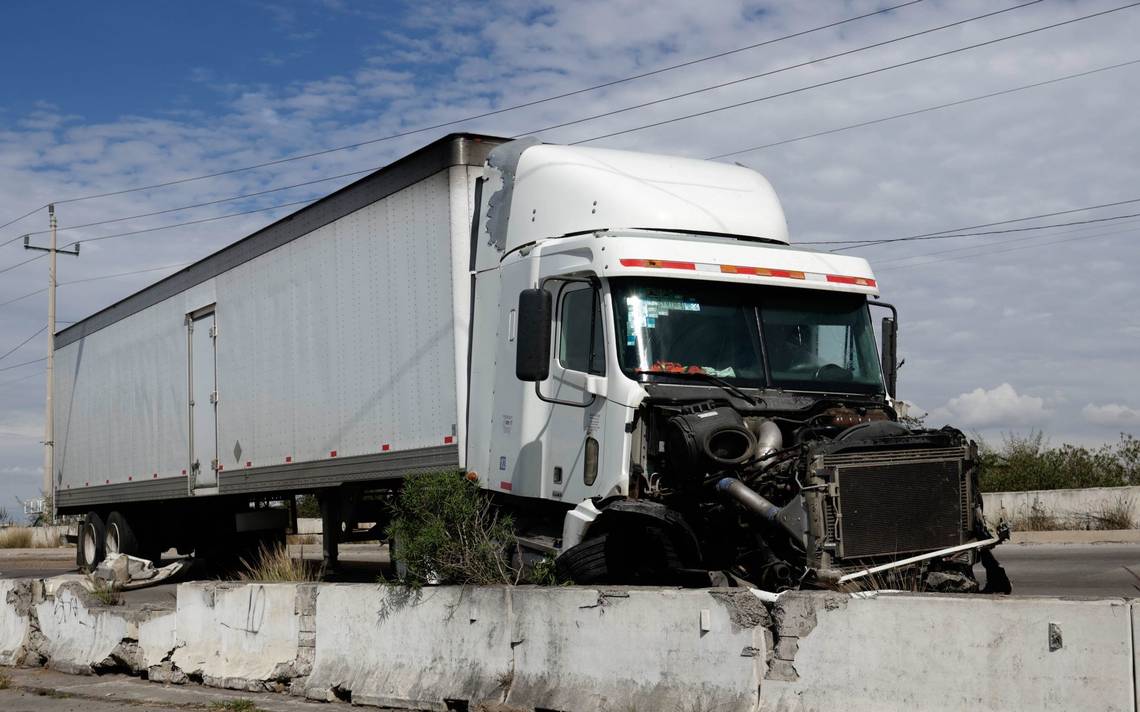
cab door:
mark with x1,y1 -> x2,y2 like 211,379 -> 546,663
540,281 -> 607,503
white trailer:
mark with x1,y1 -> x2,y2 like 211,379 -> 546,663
57,134 -> 1008,590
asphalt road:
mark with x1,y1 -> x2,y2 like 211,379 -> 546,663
2,542 -> 1138,598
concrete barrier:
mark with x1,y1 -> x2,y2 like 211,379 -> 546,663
983,485 -> 1140,529
307,585 -> 513,709
0,579 -> 31,665
759,592 -> 1135,712
2,577 -> 1139,710
507,587 -> 766,712
169,582 -> 314,691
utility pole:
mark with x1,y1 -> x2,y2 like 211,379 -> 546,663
24,204 -> 79,523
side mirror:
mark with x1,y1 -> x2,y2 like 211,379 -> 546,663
516,288 -> 552,381
880,315 -> 898,397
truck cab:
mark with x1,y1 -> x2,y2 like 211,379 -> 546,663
467,138 -> 1007,591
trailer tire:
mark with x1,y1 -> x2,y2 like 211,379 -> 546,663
77,511 -> 106,572
105,511 -> 140,558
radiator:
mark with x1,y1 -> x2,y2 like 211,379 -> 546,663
817,447 -> 971,560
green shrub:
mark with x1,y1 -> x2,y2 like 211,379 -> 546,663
979,432 -> 1138,492
387,472 -> 519,586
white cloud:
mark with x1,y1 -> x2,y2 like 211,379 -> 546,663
1082,403 -> 1140,427
930,383 -> 1051,429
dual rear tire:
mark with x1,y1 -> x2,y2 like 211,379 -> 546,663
77,510 -> 158,572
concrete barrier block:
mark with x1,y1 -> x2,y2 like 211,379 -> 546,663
760,592 -> 1134,712
506,588 -> 767,712
307,584 -> 513,710
34,583 -> 133,674
0,579 -> 32,665
138,611 -> 177,670
171,583 -> 307,690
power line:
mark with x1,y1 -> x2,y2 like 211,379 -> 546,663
872,217 -> 1140,267
0,0 -> 926,232
61,197 -> 317,249
792,194 -> 1140,252
0,356 -> 46,373
0,3 -> 1075,256
0,370 -> 41,390
0,262 -> 191,312
520,0 -> 1043,139
0,325 -> 46,363
571,2 -> 1140,145
877,222 -> 1140,272
15,168 -> 382,241
819,211 -> 1140,251
707,58 -> 1140,160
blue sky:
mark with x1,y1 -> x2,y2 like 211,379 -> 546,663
0,2 -> 434,123
1,0 -> 1139,517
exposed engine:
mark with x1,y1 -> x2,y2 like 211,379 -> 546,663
613,397 -> 1009,592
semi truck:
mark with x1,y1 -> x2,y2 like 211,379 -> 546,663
54,133 -> 1008,591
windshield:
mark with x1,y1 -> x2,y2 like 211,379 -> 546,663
611,277 -> 884,394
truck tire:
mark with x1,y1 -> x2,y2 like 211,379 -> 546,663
554,533 -> 611,583
105,511 -> 140,558
77,511 -> 106,571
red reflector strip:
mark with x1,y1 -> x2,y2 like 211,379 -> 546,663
128,476 -> 133,481
618,258 -> 875,288
444,436 -> 454,444
330,450 -> 337,458
153,473 -> 158,479
826,274 -> 877,287
619,258 -> 696,270
245,461 -> 252,468
382,444 -> 390,452
499,481 -> 512,491
181,469 -> 187,475
720,265 -> 805,280
285,456 -> 292,463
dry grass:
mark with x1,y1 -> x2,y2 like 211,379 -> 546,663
208,700 -> 262,712
0,669 -> 11,690
238,542 -> 324,582
287,533 -> 322,545
1010,498 -> 1137,532
0,528 -> 33,548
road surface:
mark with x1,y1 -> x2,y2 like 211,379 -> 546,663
1,541 -> 1138,598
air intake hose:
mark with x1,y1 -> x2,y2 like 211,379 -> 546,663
717,477 -> 802,541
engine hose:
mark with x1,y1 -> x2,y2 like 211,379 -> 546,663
716,477 -> 780,523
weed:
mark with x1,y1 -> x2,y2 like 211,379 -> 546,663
238,542 -> 324,582
1091,497 -> 1136,530
387,471 -> 519,586
1009,501 -> 1060,531
208,699 -> 262,712
0,669 -> 11,689
87,576 -> 122,606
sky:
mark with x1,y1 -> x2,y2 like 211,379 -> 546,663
1,0 -> 1138,518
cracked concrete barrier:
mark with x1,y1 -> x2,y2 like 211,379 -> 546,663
306,584 -> 513,709
167,582 -> 315,691
507,587 -> 767,712
760,592 -> 1135,712
0,579 -> 32,665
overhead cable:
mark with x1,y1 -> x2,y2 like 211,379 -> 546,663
570,2 -> 1140,145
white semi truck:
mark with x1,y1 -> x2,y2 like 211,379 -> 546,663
55,133 -> 1008,591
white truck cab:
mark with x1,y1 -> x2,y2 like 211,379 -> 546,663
466,138 -> 1006,590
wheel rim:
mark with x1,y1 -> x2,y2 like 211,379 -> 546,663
82,524 -> 98,566
105,522 -> 121,556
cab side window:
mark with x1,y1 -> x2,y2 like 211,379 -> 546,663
559,287 -> 605,375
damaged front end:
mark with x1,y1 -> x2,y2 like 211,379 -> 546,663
560,397 -> 1010,594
